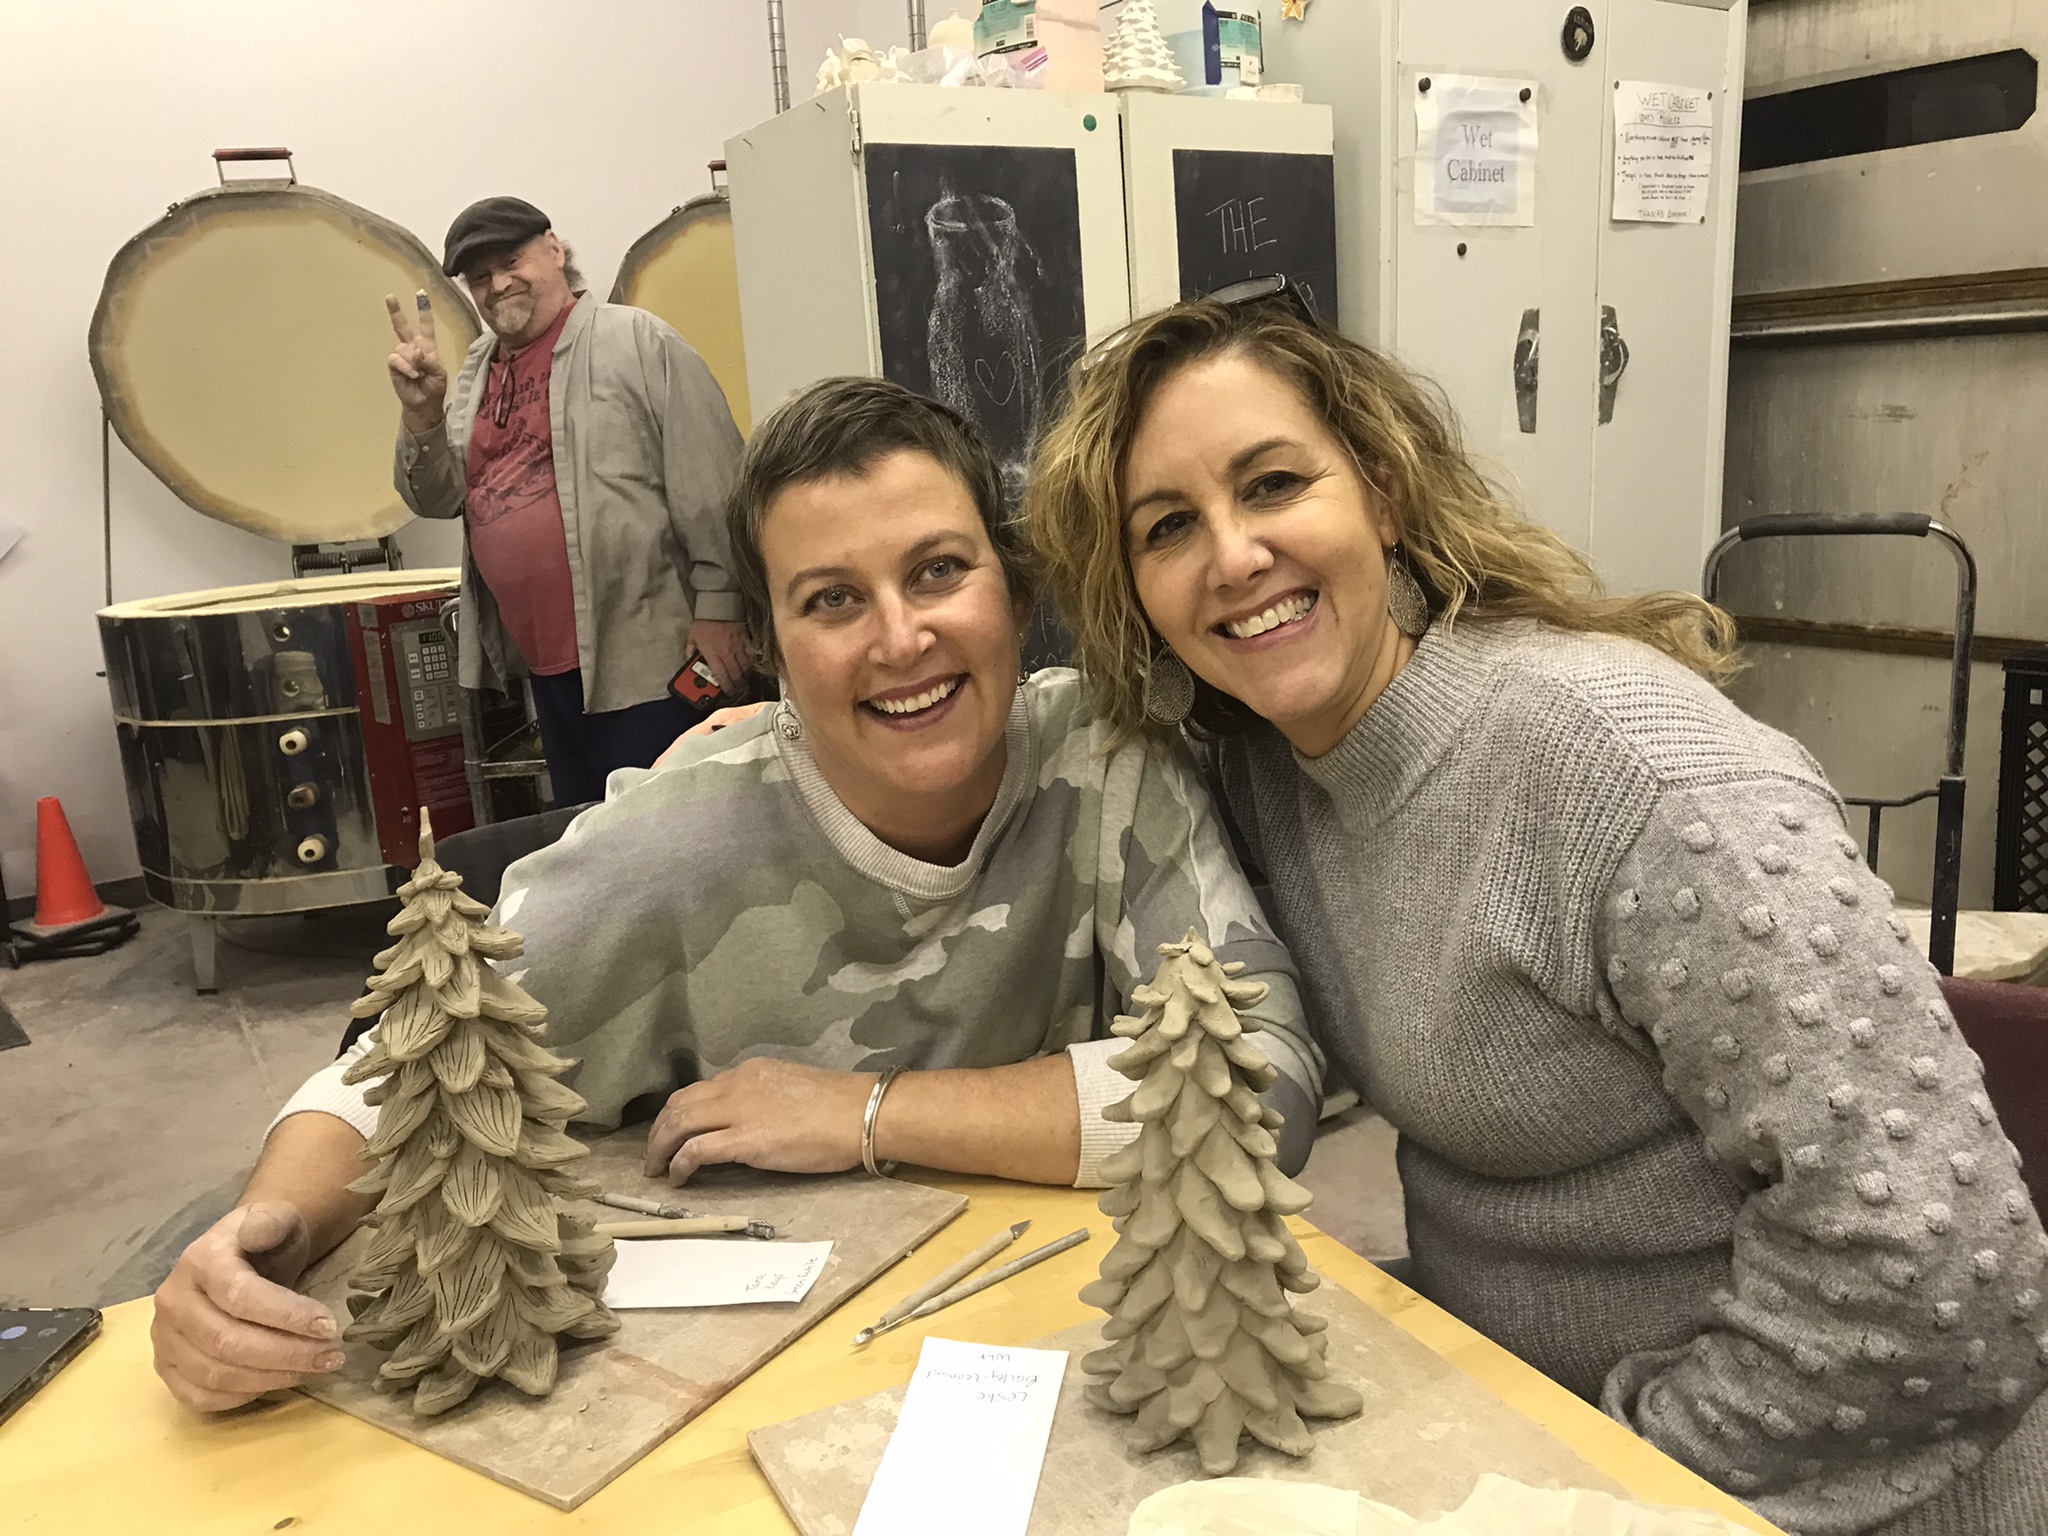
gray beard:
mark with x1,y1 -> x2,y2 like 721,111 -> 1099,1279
485,295 -> 536,339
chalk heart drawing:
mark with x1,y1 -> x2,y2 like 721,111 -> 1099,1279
925,190 -> 1044,463
974,353 -> 1019,406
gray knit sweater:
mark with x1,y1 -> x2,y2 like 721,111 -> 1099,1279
1214,620 -> 2048,1536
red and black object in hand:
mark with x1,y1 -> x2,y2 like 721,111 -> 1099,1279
669,651 -> 724,708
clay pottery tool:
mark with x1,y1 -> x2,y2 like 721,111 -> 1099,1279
597,1191 -> 699,1220
852,1227 -> 1090,1345
852,1220 -> 1031,1346
595,1216 -> 778,1240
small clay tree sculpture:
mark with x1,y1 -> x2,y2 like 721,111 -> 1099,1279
339,809 -> 619,1416
1080,930 -> 1362,1473
1103,0 -> 1185,92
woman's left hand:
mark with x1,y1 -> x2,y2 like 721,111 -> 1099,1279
642,1058 -> 876,1184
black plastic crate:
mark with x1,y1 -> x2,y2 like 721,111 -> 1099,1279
1996,648 -> 2048,910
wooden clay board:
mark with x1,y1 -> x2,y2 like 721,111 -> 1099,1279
749,1283 -> 1625,1534
296,1129 -> 967,1510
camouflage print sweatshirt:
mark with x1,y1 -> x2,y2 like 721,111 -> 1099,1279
275,669 -> 1323,1187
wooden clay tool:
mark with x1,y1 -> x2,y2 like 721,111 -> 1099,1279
852,1226 -> 1090,1346
595,1216 -> 778,1240
596,1191 -> 698,1220
853,1220 -> 1031,1347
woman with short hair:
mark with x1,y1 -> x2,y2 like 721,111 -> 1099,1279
1027,291 -> 2047,1535
150,376 -> 1320,1413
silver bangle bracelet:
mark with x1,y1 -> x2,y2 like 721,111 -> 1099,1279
862,1066 -> 904,1177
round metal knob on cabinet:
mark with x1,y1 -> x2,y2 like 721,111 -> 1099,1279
286,783 -> 319,809
278,728 -> 310,756
296,835 -> 329,864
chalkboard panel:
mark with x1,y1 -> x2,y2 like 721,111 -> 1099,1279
864,143 -> 1088,500
1172,148 -> 1339,326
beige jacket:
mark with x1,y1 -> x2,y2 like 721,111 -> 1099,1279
394,297 -> 742,713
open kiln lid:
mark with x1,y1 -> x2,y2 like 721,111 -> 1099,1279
99,568 -> 460,621
90,170 -> 480,545
610,177 -> 752,433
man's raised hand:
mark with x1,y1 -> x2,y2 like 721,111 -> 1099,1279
384,289 -> 448,433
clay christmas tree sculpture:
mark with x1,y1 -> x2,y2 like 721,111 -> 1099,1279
338,810 -> 619,1416
1080,930 -> 1361,1473
1103,0 -> 1184,92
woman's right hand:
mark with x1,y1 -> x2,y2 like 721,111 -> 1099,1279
150,1202 -> 345,1411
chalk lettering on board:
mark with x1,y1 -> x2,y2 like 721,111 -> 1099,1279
1175,149 -> 1339,324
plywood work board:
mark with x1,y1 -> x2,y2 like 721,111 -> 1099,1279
749,1282 -> 1625,1535
296,1129 -> 967,1510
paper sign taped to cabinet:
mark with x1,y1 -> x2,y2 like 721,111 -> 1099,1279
1414,73 -> 1538,227
1613,82 -> 1715,223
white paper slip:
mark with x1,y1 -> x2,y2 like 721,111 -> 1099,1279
1414,73 -> 1539,227
853,1337 -> 1069,1536
601,1239 -> 832,1309
1613,82 -> 1716,223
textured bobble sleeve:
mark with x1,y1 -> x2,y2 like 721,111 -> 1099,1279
1597,778 -> 2048,1533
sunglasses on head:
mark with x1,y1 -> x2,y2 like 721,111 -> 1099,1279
1076,273 -> 1324,376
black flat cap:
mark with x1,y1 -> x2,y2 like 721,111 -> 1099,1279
442,196 -> 552,276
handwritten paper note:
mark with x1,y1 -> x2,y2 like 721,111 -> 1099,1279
601,1239 -> 832,1309
1613,82 -> 1715,223
1415,73 -> 1539,227
853,1338 -> 1069,1536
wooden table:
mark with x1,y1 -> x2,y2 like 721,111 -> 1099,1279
0,1176 -> 1781,1535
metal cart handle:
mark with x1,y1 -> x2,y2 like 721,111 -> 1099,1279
1701,512 -> 1980,978
1731,512 -> 1931,541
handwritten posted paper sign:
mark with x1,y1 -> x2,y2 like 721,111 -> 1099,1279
1415,74 -> 1538,227
602,1239 -> 832,1308
853,1338 -> 1069,1536
1613,82 -> 1715,223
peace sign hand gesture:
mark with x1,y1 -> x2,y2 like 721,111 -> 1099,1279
385,289 -> 448,434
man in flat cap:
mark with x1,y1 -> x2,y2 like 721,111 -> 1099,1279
383,196 -> 749,804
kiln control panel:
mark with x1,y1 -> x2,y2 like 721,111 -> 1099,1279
390,620 -> 462,743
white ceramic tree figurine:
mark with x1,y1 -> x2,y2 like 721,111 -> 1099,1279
339,809 -> 619,1416
1080,930 -> 1362,1473
1104,0 -> 1185,92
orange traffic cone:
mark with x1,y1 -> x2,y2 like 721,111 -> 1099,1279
9,797 -> 139,961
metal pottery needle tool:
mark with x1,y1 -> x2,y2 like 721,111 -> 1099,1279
852,1225 -> 1090,1347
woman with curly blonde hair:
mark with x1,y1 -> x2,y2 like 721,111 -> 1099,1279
1028,289 -> 2046,1536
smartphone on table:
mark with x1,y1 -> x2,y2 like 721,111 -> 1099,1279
0,1307 -> 102,1426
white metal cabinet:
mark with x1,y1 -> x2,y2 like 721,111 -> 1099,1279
1592,2 -> 1747,596
727,84 -> 1130,492
1266,0 -> 1746,596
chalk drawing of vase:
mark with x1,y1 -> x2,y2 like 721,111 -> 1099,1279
925,193 -> 1043,493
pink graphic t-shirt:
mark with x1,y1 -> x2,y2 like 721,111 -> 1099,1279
464,300 -> 579,676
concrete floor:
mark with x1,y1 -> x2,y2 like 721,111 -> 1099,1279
0,908 -> 1407,1311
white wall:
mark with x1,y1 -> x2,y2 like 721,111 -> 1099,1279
0,0 -> 920,901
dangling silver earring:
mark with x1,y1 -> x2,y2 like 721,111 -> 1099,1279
775,701 -> 804,741
1142,650 -> 1195,726
1386,546 -> 1429,638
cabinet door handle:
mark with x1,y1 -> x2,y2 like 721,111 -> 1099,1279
1599,304 -> 1631,423
1513,308 -> 1541,433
